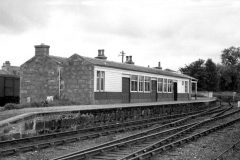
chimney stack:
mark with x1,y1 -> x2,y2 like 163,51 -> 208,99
2,61 -> 11,71
125,55 -> 134,64
95,49 -> 107,60
35,43 -> 50,56
155,61 -> 162,70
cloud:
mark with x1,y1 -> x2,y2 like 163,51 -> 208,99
2,0 -> 240,70
0,0 -> 52,34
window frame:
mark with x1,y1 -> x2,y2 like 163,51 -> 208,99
131,75 -> 138,92
167,79 -> 173,93
96,71 -> 105,92
144,76 -> 151,92
157,78 -> 163,93
163,78 -> 168,93
138,76 -> 144,92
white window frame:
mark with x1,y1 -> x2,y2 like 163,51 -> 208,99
163,78 -> 168,93
167,79 -> 173,93
157,78 -> 163,93
144,76 -> 151,92
131,75 -> 138,92
138,76 -> 144,92
96,71 -> 105,92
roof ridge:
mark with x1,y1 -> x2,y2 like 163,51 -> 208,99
50,54 -> 195,80
80,55 -> 195,80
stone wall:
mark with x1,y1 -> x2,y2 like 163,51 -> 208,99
61,54 -> 94,104
20,56 -> 61,103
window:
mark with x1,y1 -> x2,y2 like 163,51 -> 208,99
163,79 -> 168,92
131,75 -> 138,92
97,71 -> 105,91
139,76 -> 144,92
185,81 -> 189,93
157,78 -> 163,92
168,79 -> 173,93
144,76 -> 151,92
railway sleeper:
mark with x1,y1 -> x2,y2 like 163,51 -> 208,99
64,137 -> 78,143
54,140 -> 65,145
134,118 -> 240,160
0,149 -> 16,156
36,107 -> 223,160
37,142 -> 51,149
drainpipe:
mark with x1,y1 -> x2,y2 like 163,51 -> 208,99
58,67 -> 61,99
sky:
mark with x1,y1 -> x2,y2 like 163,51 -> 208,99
1,0 -> 240,71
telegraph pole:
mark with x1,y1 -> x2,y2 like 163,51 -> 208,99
119,51 -> 126,63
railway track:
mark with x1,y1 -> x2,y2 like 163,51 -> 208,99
0,105 -> 222,157
51,105 -> 238,160
213,140 -> 240,160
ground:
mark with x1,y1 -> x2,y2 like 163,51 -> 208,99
3,106 -> 240,160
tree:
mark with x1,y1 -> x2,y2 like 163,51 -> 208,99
179,59 -> 207,91
205,59 -> 218,91
221,46 -> 240,66
220,46 -> 240,91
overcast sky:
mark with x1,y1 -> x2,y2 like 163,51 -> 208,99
1,0 -> 240,70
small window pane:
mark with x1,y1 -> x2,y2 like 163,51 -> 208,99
157,78 -> 163,92
144,76 -> 151,92
164,79 -> 167,92
131,75 -> 138,91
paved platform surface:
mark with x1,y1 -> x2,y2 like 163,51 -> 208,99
0,98 -> 216,127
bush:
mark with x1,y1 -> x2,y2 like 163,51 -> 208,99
48,99 -> 78,107
2,98 -> 79,110
3,103 -> 23,110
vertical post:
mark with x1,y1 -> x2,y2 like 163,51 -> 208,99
58,67 -> 61,99
119,51 -> 126,63
195,82 -> 197,100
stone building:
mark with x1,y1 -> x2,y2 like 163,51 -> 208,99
1,61 -> 20,76
20,44 -> 197,105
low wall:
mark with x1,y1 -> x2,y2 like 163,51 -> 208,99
0,99 -> 216,141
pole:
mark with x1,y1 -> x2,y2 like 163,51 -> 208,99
58,67 -> 61,99
119,51 -> 126,63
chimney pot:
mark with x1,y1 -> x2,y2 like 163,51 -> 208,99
35,43 -> 50,56
155,61 -> 162,70
125,55 -> 134,64
95,49 -> 107,60
5,61 -> 10,66
2,61 -> 11,71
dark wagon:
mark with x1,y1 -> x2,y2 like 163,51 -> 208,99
0,74 -> 20,106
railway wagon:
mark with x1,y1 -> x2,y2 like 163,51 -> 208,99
0,74 -> 20,106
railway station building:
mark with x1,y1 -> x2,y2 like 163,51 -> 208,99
20,44 -> 197,104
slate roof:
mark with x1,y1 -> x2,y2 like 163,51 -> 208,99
0,69 -> 19,77
50,56 -> 68,64
81,56 -> 196,80
0,70 -> 11,75
49,54 -> 196,80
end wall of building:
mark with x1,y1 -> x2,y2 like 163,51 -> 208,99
20,56 -> 60,103
61,55 -> 94,104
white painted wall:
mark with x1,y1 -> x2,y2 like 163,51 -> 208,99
94,66 -> 122,92
94,66 -> 190,93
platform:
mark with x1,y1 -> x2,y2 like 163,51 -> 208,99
0,98 -> 216,128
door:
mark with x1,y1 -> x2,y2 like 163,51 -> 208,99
173,82 -> 178,101
122,77 -> 130,103
151,80 -> 157,102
